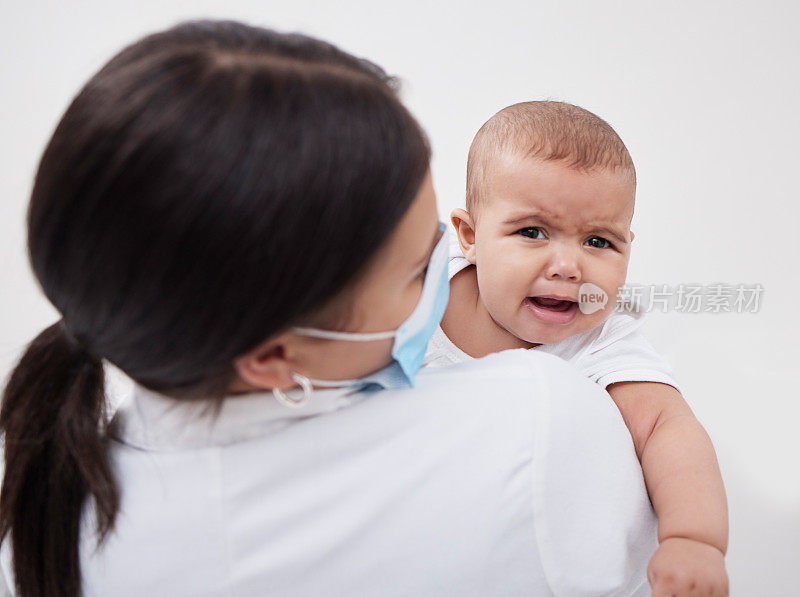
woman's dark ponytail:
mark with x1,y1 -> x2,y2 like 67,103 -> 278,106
0,320 -> 119,596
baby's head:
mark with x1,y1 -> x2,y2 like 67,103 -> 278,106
453,101 -> 636,345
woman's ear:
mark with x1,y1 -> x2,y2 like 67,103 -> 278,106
630,230 -> 636,242
232,333 -> 298,392
451,208 -> 477,264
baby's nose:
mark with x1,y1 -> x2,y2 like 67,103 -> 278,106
543,250 -> 581,281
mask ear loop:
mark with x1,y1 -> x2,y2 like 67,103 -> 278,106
272,372 -> 313,408
291,327 -> 396,341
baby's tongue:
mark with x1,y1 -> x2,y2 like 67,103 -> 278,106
535,297 -> 566,307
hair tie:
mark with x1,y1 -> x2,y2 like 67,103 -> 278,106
59,319 -> 87,353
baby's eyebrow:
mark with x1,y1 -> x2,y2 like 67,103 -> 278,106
502,212 -> 557,227
590,226 -> 629,245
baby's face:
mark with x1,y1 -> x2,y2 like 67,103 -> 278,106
469,154 -> 635,345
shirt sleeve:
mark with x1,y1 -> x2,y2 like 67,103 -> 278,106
525,351 -> 658,596
574,324 -> 681,392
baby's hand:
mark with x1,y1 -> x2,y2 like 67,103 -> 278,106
648,537 -> 729,596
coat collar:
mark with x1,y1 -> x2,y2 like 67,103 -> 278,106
110,362 -> 409,451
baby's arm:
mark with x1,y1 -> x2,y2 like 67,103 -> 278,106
607,381 -> 729,596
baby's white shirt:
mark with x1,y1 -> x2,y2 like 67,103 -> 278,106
423,234 -> 680,391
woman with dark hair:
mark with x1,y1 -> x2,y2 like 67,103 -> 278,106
0,19 -> 656,597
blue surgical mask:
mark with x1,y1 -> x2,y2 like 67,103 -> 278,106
292,222 -> 450,390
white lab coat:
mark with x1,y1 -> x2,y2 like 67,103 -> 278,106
1,349 -> 657,596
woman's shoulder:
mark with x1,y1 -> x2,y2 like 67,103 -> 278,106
417,347 -> 639,441
420,346 -> 591,380
415,347 -> 608,413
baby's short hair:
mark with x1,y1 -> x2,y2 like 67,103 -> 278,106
466,101 -> 635,213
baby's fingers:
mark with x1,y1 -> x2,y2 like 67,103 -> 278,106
649,568 -> 729,597
647,537 -> 729,596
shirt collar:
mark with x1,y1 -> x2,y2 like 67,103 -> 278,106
109,361 -> 409,451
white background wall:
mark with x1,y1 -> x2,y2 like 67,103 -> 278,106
1,1 -> 798,594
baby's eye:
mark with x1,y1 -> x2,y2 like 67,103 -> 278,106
518,226 -> 546,240
585,236 -> 613,249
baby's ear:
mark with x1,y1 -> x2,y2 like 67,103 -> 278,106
451,208 -> 477,264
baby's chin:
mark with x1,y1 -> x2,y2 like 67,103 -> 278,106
511,314 -> 602,346
519,328 -> 576,346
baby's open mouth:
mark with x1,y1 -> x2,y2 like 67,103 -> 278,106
528,296 -> 576,312
523,296 -> 580,324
